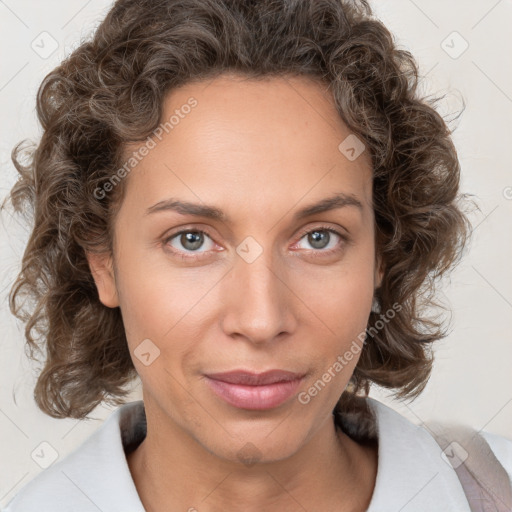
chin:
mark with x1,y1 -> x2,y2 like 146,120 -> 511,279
196,423 -> 307,466
226,438 -> 304,466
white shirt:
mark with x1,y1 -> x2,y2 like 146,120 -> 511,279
3,397 -> 512,511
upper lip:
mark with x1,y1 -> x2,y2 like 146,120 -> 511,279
205,369 -> 305,386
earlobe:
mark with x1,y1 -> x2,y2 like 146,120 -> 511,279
376,268 -> 384,289
375,256 -> 385,289
86,251 -> 119,308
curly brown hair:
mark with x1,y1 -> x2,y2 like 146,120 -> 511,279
2,0 -> 473,422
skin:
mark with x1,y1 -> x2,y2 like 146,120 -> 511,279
87,72 -> 383,512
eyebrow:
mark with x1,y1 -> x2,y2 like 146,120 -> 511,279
145,192 -> 364,223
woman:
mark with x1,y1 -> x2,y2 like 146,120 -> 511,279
2,0 -> 511,511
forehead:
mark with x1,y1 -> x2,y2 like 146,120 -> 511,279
120,73 -> 373,222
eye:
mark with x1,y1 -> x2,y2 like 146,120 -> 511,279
162,225 -> 349,261
293,226 -> 348,257
163,229 -> 217,259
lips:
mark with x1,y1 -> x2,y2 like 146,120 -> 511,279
205,369 -> 304,386
204,369 -> 305,410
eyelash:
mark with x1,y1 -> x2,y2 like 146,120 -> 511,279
162,224 -> 349,261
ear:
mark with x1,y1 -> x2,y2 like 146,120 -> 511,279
86,251 -> 119,308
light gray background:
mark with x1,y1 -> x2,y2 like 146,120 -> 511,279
1,0 -> 511,505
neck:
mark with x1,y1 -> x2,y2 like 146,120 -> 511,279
126,398 -> 377,512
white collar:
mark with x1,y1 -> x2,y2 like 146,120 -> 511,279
365,397 -> 470,511
5,397 -> 471,511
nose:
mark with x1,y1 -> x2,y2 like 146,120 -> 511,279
219,244 -> 297,346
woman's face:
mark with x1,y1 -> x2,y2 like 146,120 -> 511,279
89,73 -> 383,463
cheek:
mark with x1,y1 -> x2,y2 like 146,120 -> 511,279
333,281 -> 373,344
115,250 -> 209,337
298,257 -> 374,338
114,256 -> 219,385
291,252 -> 374,393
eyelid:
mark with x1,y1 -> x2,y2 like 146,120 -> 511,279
162,226 -> 220,254
294,223 -> 349,241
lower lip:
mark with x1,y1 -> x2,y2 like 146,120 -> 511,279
204,376 -> 304,410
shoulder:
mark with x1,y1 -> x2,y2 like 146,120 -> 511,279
363,397 -> 511,511
2,401 -> 146,512
1,459 -> 88,512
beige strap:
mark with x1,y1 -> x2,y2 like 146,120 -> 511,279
428,422 -> 512,512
